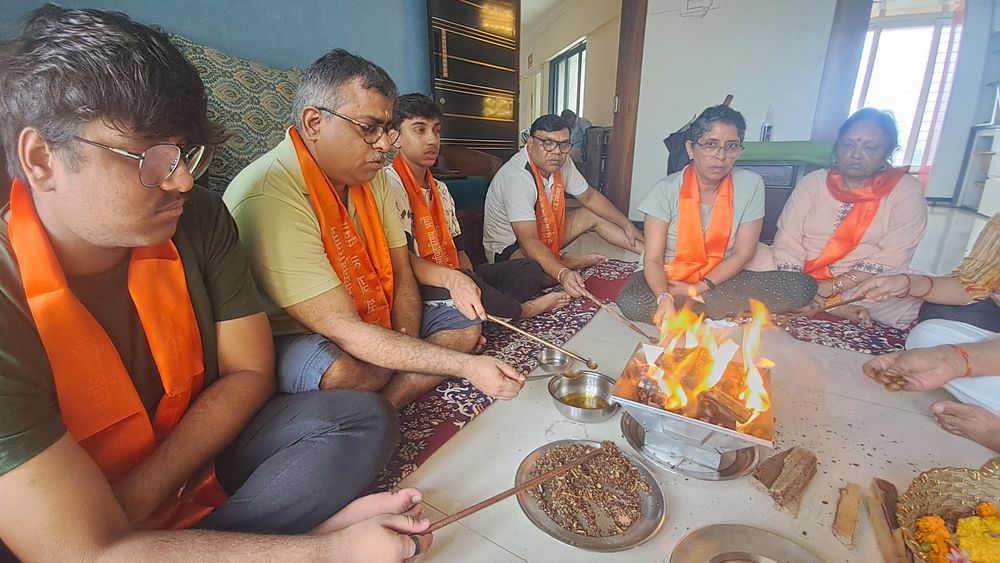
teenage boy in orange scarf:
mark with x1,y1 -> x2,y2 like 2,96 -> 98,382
0,7 -> 431,560
385,93 -> 570,320
225,50 -> 524,410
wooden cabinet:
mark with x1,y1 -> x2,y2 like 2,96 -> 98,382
733,160 -> 820,244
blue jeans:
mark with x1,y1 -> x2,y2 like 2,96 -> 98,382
274,303 -> 480,394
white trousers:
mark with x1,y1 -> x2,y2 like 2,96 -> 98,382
906,319 -> 1000,413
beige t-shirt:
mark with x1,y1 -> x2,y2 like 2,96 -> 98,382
383,165 -> 461,254
224,130 -> 407,335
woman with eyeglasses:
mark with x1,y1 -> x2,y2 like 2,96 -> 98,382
617,105 -> 815,324
768,108 -> 928,328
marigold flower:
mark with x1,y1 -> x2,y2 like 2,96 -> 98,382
974,501 -> 998,518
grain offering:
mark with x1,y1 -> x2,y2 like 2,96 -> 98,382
527,442 -> 651,537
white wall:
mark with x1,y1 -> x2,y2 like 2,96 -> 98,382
519,0 -> 622,131
925,0 -> 995,199
628,0 -> 837,219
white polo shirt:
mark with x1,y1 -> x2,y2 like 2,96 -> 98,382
482,147 -> 589,262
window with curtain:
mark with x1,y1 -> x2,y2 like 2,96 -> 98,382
851,0 -> 962,180
549,40 -> 586,117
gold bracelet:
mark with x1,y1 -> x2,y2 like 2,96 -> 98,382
656,292 -> 674,305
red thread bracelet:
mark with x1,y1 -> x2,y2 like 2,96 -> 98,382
910,275 -> 935,299
947,344 -> 973,377
900,274 -> 912,297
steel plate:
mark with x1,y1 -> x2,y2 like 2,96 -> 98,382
514,439 -> 666,552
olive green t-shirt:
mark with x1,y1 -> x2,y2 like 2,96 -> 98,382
0,186 -> 265,476
224,131 -> 408,336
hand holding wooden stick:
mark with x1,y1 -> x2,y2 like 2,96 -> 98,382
486,314 -> 598,369
421,441 -> 610,534
819,295 -> 867,312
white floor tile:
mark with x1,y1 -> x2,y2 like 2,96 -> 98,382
418,503 -> 525,562
910,206 -> 988,274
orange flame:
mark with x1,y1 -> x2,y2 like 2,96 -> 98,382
652,300 -> 773,429
687,285 -> 706,304
737,300 -> 773,429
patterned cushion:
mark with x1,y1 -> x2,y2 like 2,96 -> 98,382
168,33 -> 301,193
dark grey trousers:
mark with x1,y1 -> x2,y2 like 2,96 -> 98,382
196,389 -> 399,534
617,269 -> 817,321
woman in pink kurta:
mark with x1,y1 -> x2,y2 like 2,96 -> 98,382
770,109 -> 928,328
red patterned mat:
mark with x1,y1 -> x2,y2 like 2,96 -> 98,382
778,312 -> 908,355
374,260 -> 634,489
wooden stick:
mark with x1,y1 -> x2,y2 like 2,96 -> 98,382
583,293 -> 657,343
820,295 -> 867,312
832,483 -> 862,548
868,479 -> 912,563
423,442 -> 609,534
486,314 -> 598,369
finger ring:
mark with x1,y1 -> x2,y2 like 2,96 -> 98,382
410,535 -> 422,557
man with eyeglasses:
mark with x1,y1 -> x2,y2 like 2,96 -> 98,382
0,7 -> 430,561
225,49 -> 524,411
483,114 -> 644,298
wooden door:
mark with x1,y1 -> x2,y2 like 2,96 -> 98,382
427,0 -> 519,160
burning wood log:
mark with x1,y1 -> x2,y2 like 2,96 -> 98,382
752,447 -> 818,518
696,387 -> 753,429
636,376 -> 668,409
832,483 -> 862,548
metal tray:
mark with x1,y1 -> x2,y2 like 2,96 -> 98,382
514,439 -> 666,552
670,524 -> 823,563
620,414 -> 759,481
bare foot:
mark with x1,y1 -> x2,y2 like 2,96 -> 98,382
312,488 -> 424,534
521,291 -> 571,318
932,400 -> 1000,452
561,252 -> 608,270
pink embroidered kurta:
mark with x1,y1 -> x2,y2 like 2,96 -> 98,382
769,169 -> 928,327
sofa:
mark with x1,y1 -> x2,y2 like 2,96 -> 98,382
0,35 -> 504,266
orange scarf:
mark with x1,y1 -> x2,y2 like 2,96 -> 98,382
666,166 -> 734,284
529,160 -> 565,254
7,179 -> 224,529
803,166 -> 908,281
391,156 -> 459,268
291,128 -> 394,328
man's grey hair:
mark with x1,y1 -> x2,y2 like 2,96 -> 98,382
292,48 -> 398,130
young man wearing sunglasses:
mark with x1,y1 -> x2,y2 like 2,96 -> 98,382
225,50 -> 524,410
0,7 -> 429,561
483,114 -> 645,298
